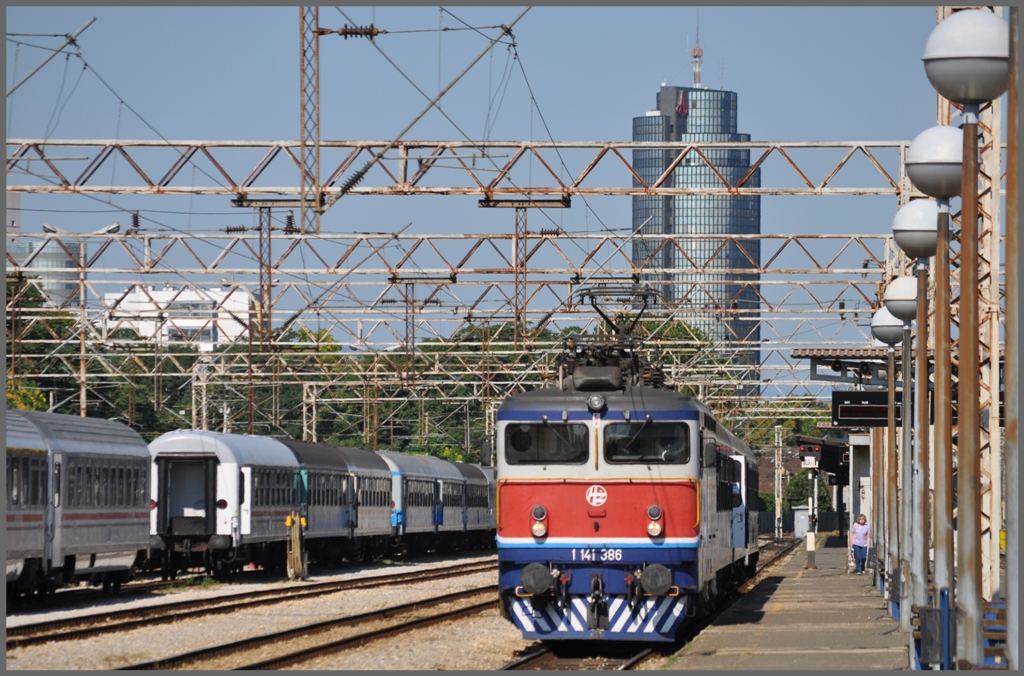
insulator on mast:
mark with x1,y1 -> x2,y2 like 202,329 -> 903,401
335,24 -> 380,40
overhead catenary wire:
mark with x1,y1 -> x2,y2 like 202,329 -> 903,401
73,52 -> 230,193
436,7 -> 619,239
332,7 -> 610,261
6,17 -> 94,98
6,37 -> 82,55
327,6 -> 530,206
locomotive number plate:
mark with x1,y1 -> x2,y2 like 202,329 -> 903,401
571,548 -> 623,562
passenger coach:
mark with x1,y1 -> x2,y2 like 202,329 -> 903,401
148,429 -> 497,578
6,409 -> 151,597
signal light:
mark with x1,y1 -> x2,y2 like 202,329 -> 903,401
216,499 -> 228,510
149,499 -> 157,510
531,504 -> 547,537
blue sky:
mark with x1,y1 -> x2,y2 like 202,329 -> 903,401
7,6 -> 1012,397
7,5 -> 947,240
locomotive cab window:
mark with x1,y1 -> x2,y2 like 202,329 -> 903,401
604,422 -> 691,464
504,423 -> 589,465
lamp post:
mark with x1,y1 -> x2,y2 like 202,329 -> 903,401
883,275 -> 917,633
906,123 -> 962,665
1005,8 -> 1017,671
922,8 -> 1009,665
893,199 -> 939,657
871,305 -> 904,612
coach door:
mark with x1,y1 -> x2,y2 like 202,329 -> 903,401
157,456 -> 218,536
239,467 -> 252,536
433,481 -> 443,529
47,452 -> 62,571
730,455 -> 747,549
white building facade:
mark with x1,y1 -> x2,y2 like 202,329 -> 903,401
102,286 -> 250,352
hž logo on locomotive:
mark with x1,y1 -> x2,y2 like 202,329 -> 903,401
585,485 -> 608,507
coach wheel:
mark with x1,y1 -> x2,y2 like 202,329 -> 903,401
112,579 -> 122,594
102,579 -> 112,595
745,554 -> 759,578
162,554 -> 177,581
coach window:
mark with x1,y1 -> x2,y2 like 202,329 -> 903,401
29,458 -> 41,506
67,462 -> 76,507
604,422 -> 691,464
100,465 -> 110,507
89,462 -> 96,507
76,465 -> 85,506
504,423 -> 589,465
9,458 -> 19,507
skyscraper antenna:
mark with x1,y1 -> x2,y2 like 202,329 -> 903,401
691,16 -> 704,89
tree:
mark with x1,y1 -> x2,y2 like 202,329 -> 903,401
759,490 -> 789,515
6,274 -> 79,412
6,387 -> 47,411
785,469 -> 833,513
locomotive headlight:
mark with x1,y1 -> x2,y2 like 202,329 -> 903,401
647,505 -> 663,520
647,520 -> 663,537
587,394 -> 606,412
531,504 -> 547,537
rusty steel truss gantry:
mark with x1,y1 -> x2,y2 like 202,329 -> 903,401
6,137 -> 1007,571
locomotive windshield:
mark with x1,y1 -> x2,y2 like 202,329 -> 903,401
603,422 -> 691,464
503,423 -> 589,465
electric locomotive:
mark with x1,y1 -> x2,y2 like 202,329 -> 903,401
496,287 -> 759,641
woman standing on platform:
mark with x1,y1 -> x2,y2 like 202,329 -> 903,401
849,513 -> 870,574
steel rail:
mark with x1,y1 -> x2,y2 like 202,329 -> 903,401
117,584 -> 496,670
6,560 -> 496,649
499,647 -> 552,671
235,593 -> 496,670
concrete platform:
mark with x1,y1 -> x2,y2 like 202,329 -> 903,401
663,535 -> 909,670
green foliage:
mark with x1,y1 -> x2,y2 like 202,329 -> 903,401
759,491 -> 790,515
7,276 -> 80,414
6,385 -> 47,411
785,469 -> 834,512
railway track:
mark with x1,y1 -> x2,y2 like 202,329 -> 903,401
8,572 -> 222,613
501,646 -> 655,671
6,559 -> 497,650
118,586 -> 496,670
499,538 -> 800,671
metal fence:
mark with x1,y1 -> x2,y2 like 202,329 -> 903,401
758,511 -> 846,534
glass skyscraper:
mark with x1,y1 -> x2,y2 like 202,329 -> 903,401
631,85 -> 761,391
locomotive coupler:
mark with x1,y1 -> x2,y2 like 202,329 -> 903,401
586,573 -> 609,629
557,569 -> 572,609
626,569 -> 643,611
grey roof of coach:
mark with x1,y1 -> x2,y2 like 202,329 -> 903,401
276,438 -> 391,475
9,408 -> 149,458
149,429 -> 298,467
